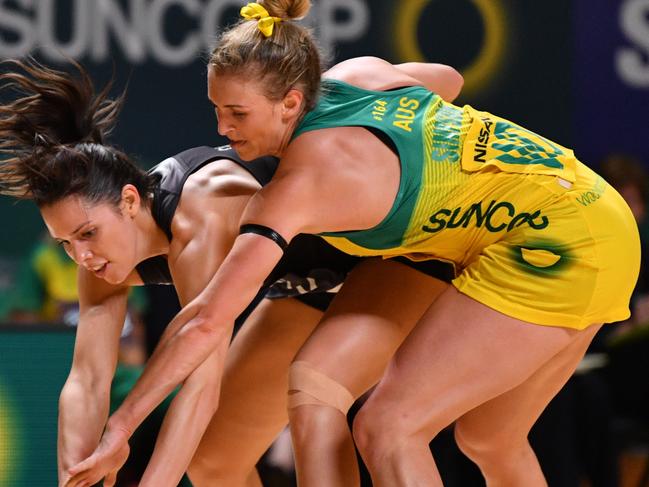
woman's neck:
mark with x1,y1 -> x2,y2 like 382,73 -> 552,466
136,206 -> 170,260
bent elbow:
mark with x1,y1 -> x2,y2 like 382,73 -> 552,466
451,70 -> 465,100
440,65 -> 464,102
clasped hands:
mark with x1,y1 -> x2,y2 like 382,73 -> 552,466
61,424 -> 131,487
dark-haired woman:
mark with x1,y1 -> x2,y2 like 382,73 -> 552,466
70,1 -> 641,486
0,59 -> 460,486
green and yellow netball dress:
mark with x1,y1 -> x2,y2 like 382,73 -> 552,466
293,79 -> 640,329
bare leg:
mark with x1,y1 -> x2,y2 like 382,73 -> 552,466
288,258 -> 449,487
352,286 -> 601,487
454,323 -> 600,486
187,297 -> 322,487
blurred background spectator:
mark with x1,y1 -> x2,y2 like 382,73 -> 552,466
599,154 -> 649,487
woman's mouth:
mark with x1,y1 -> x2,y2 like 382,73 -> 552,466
91,262 -> 107,277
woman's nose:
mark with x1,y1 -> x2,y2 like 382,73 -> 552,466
217,118 -> 229,137
71,241 -> 93,263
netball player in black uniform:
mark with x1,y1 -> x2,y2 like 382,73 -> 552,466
0,60 -> 454,486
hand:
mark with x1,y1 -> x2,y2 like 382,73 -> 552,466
59,470 -> 73,487
64,426 -> 131,487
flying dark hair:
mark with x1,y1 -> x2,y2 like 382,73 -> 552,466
0,58 -> 154,207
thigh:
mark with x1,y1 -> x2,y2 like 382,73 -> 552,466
363,286 -> 592,437
294,257 -> 450,398
454,323 -> 601,446
192,297 -> 323,468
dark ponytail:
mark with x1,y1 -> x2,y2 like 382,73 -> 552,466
0,58 -> 154,207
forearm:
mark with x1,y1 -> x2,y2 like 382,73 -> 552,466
107,235 -> 284,439
60,275 -> 128,479
106,309 -> 233,441
58,379 -> 110,478
139,345 -> 228,487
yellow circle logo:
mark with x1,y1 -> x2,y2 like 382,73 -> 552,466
393,0 -> 508,97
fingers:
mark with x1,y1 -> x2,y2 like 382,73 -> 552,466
66,439 -> 129,487
65,468 -> 115,487
62,472 -> 84,487
66,461 -> 104,487
103,470 -> 117,487
67,455 -> 96,477
63,472 -> 88,487
75,471 -> 102,487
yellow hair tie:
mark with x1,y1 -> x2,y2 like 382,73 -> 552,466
240,3 -> 282,38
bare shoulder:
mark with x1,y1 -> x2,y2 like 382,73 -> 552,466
170,158 -> 259,249
253,127 -> 398,235
277,128 -> 352,192
286,126 -> 390,184
184,158 -> 261,197
324,56 -> 422,91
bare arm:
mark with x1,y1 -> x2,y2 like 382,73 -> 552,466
104,172 -> 316,445
66,233 -> 288,486
139,209 -> 238,486
58,269 -> 128,484
394,62 -> 463,101
325,56 -> 464,102
114,233 -> 284,434
63,178 -> 264,486
141,346 -> 226,486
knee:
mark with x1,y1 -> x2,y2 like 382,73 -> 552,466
454,419 -> 528,467
287,401 -> 330,448
287,361 -> 355,445
352,397 -> 428,466
454,420 -> 484,461
351,402 -> 383,457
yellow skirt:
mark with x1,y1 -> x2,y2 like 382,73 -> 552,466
454,161 -> 640,329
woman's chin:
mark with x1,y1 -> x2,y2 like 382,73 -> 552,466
102,265 -> 127,285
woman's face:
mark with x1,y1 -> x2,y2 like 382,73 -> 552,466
40,195 -> 139,285
207,67 -> 301,160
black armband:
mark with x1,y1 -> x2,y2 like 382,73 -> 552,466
239,224 -> 288,252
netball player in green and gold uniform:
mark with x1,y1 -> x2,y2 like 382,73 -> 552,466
72,1 -> 640,486
298,79 -> 636,330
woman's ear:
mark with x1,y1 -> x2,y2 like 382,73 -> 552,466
120,184 -> 141,218
282,88 -> 305,119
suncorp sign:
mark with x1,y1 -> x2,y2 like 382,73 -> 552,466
0,0 -> 370,66
617,0 -> 649,87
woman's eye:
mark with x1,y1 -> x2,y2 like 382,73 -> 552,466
81,229 -> 96,239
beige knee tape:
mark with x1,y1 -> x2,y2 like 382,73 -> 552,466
287,361 -> 355,415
